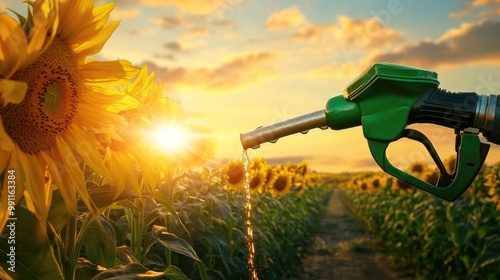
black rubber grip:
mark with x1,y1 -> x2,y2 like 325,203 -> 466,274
483,96 -> 500,144
408,88 -> 478,130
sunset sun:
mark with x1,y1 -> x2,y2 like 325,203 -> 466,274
152,124 -> 191,153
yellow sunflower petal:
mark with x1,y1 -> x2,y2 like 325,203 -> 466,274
15,149 -> 49,223
0,79 -> 28,106
0,185 -> 11,241
52,136 -> 87,211
0,13 -> 27,78
58,0 -> 94,41
0,148 -> 10,172
26,0 -> 59,65
73,21 -> 119,58
109,151 -> 140,196
76,101 -> 128,130
107,94 -> 142,113
67,2 -> 116,44
64,124 -> 110,178
84,87 -> 127,107
81,60 -> 140,82
0,117 -> 15,151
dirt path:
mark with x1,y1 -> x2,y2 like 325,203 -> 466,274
291,189 -> 414,280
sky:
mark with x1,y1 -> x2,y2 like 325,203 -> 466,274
4,0 -> 500,173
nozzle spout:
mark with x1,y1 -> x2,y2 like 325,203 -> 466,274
240,110 -> 328,150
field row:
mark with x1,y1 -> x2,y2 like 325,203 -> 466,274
338,160 -> 500,279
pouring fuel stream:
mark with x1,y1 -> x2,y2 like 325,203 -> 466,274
242,150 -> 258,280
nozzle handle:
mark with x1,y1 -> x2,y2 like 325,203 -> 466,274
240,110 -> 327,150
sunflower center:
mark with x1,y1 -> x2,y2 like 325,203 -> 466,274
250,176 -> 261,189
273,176 -> 287,191
2,37 -> 81,155
227,165 -> 244,185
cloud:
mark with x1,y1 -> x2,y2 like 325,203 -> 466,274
291,16 -> 402,48
129,28 -> 156,36
145,52 -> 276,92
303,16 -> 404,79
185,26 -> 211,37
316,19 -> 500,79
292,23 -> 336,43
139,0 -> 217,14
110,9 -> 142,20
333,16 -> 402,50
154,54 -> 176,61
266,6 -> 307,30
162,40 -> 206,52
307,62 -> 360,80
450,0 -> 500,19
150,13 -> 235,38
149,13 -> 185,29
366,20 -> 500,68
164,42 -> 187,52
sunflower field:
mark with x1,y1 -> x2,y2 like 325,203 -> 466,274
338,158 -> 500,279
0,1 -> 336,279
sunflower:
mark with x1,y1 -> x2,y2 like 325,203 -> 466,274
249,157 -> 268,173
484,163 -> 500,210
248,170 -> 266,194
307,173 -> 322,187
222,159 -> 245,192
296,160 -> 309,177
367,173 -> 389,192
0,0 -> 138,230
98,65 -> 214,194
269,171 -> 293,197
96,65 -> 178,195
392,178 -> 414,194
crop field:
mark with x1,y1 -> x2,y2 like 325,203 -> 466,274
338,158 -> 500,279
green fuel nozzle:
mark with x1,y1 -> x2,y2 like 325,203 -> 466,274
240,63 -> 500,201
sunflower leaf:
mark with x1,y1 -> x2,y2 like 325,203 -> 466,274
91,263 -> 164,280
47,189 -> 70,234
0,206 -> 63,280
152,226 -> 199,261
153,191 -> 190,237
152,226 -> 208,280
82,216 -> 117,268
164,265 -> 190,280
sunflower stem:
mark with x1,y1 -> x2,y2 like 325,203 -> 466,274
64,213 -> 77,280
125,204 -> 144,263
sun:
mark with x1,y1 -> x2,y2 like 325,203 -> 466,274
152,124 -> 191,153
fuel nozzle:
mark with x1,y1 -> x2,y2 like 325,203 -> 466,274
240,110 -> 329,150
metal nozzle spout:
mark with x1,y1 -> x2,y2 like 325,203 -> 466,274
240,109 -> 328,150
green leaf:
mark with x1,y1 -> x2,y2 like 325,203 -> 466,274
109,218 -> 125,246
153,191 -> 190,236
116,200 -> 142,211
115,246 -> 139,266
75,258 -> 106,280
153,226 -> 199,261
47,189 -> 70,234
0,206 -> 63,280
473,235 -> 500,270
82,216 -> 117,268
91,263 -> 164,280
78,183 -> 138,211
152,226 -> 208,280
164,265 -> 189,280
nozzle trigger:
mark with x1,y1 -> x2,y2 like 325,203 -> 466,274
368,129 -> 490,201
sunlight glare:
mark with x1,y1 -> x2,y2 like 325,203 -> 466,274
152,124 -> 191,153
